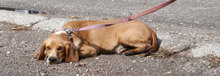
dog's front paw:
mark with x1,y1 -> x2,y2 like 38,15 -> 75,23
115,45 -> 126,54
33,52 -> 40,59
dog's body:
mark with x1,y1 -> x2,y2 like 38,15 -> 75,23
34,19 -> 158,64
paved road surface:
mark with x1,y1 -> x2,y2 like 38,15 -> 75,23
1,0 -> 220,30
0,22 -> 219,76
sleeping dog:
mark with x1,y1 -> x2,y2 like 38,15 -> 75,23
34,19 -> 158,64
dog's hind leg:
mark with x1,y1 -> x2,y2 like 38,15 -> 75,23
120,43 -> 152,56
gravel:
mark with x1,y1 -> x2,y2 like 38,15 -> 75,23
0,21 -> 219,76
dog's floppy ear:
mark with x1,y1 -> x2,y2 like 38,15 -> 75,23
38,42 -> 46,60
64,42 -> 79,62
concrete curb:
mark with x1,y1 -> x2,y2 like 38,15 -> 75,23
32,18 -> 73,31
189,43 -> 220,57
158,32 -> 220,58
0,10 -> 86,31
0,10 -> 47,27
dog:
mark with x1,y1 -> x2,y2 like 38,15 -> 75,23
33,19 -> 158,64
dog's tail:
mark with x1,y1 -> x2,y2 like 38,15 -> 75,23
145,31 -> 159,56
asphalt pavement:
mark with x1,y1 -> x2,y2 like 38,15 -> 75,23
0,22 -> 219,76
0,0 -> 220,30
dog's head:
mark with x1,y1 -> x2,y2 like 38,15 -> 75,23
36,33 -> 79,64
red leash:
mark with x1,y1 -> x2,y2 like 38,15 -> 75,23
69,0 -> 176,31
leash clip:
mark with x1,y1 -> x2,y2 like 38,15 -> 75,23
65,27 -> 79,34
64,27 -> 79,42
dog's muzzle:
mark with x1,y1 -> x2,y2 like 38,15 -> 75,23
48,57 -> 57,63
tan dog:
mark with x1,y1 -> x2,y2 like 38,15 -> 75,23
34,19 -> 158,64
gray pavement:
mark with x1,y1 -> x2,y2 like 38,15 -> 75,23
1,0 -> 220,30
0,0 -> 220,75
0,22 -> 219,76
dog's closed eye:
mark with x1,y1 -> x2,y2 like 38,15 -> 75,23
57,46 -> 63,50
47,46 -> 51,50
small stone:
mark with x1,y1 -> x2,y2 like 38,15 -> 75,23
41,72 -> 47,76
85,69 -> 89,72
6,51 -> 10,54
85,17 -> 89,20
74,63 -> 78,67
167,71 -> 172,74
70,62 -> 73,64
132,60 -> 137,63
148,19 -> 152,22
78,62 -> 86,67
69,16 -> 80,19
95,57 -> 99,59
208,66 -> 211,69
76,74 -> 79,76
130,68 -> 134,71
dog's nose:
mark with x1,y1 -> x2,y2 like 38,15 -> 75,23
48,57 -> 57,62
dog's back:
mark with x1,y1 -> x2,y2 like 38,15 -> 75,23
62,19 -> 158,56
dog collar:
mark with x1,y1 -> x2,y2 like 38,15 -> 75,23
64,31 -> 73,42
63,27 -> 77,42
55,30 -> 73,42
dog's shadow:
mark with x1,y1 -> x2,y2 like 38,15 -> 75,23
158,38 -> 162,48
